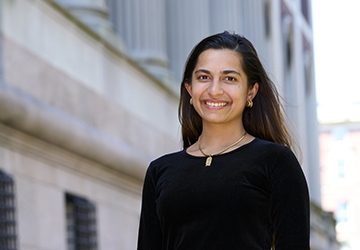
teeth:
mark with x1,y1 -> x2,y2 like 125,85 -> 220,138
206,102 -> 227,107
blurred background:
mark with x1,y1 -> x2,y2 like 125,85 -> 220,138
0,0 -> 358,249
313,1 -> 360,250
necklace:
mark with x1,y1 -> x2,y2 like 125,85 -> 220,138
198,132 -> 247,167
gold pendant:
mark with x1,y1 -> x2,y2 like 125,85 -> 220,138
205,156 -> 212,167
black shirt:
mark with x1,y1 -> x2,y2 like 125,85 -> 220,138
138,138 -> 310,250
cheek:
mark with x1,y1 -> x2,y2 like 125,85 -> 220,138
229,85 -> 245,94
188,84 -> 204,97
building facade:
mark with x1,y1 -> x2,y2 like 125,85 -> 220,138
319,108 -> 360,250
0,0 -> 337,249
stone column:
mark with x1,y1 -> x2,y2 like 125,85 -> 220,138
240,0 -> 266,46
55,0 -> 112,35
209,0 -> 243,35
165,0 -> 210,83
111,0 -> 173,85
0,0 -> 4,84
54,0 -> 125,52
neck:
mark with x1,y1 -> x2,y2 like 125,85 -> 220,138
198,122 -> 247,152
200,122 -> 245,143
185,122 -> 254,157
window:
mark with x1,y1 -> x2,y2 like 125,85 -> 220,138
66,194 -> 97,250
303,51 -> 313,94
282,15 -> 294,69
0,170 -> 17,250
301,0 -> 310,23
264,0 -> 271,38
332,127 -> 347,141
337,159 -> 345,179
336,202 -> 348,224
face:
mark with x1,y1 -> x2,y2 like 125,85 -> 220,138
185,49 -> 258,128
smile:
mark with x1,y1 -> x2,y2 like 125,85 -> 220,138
205,101 -> 227,107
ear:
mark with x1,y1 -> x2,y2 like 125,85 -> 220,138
184,82 -> 192,96
248,82 -> 259,100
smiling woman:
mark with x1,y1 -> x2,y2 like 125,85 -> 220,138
184,49 -> 257,135
137,31 -> 310,250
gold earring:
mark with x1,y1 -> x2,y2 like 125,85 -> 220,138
190,98 -> 193,105
246,100 -> 253,108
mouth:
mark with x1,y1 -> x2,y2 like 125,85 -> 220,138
205,101 -> 228,107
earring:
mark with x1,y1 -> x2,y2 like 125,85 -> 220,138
246,100 -> 253,108
190,98 -> 193,105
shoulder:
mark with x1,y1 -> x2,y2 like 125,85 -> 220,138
251,137 -> 287,149
145,150 -> 185,177
145,150 -> 186,184
250,138 -> 301,174
250,138 -> 295,159
150,149 -> 185,167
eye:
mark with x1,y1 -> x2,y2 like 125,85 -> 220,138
198,75 -> 210,81
225,76 -> 236,82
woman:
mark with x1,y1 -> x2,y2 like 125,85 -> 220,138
137,31 -> 310,250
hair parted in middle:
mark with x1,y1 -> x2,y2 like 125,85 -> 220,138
178,31 -> 294,150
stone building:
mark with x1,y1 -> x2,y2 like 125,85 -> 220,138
0,0 -> 337,249
319,104 -> 360,250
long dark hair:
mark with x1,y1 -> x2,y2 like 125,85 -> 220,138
178,31 -> 294,150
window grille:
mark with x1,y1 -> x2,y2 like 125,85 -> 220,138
66,194 -> 97,250
0,170 -> 17,250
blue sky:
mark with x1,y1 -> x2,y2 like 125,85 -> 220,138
312,0 -> 360,122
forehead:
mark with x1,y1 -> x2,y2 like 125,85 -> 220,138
195,49 -> 242,71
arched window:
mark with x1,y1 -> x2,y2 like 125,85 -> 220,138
66,193 -> 97,250
0,170 -> 17,250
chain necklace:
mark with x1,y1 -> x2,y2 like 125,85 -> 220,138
198,132 -> 247,167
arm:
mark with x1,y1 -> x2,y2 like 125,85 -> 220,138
137,164 -> 163,250
270,147 -> 310,250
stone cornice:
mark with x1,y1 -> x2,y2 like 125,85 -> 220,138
0,83 -> 149,182
43,0 -> 179,98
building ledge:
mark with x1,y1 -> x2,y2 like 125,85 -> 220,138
0,83 -> 149,182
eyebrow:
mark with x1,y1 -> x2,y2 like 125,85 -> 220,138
194,69 -> 241,76
194,69 -> 211,74
222,70 -> 241,76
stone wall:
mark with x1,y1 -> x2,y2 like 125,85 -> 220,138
0,0 -> 180,249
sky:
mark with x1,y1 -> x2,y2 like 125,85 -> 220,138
312,0 -> 360,122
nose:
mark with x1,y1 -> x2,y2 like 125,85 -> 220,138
208,79 -> 224,96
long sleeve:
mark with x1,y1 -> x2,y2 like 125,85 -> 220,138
136,140 -> 310,250
270,147 -> 310,249
137,164 -> 163,250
